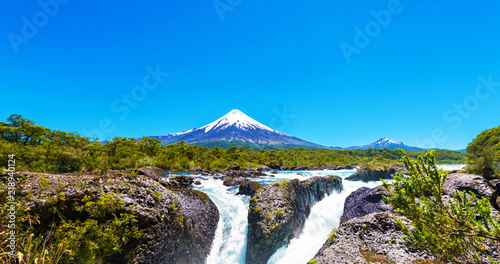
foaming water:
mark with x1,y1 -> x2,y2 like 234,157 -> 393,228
193,178 -> 249,264
437,164 -> 466,171
267,179 -> 382,264
191,170 -> 385,264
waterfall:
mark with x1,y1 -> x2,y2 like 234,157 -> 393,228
267,179 -> 382,264
194,178 -> 250,263
192,170 -> 383,264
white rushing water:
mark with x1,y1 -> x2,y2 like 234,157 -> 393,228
195,177 -> 250,264
267,172 -> 382,264
191,165 -> 464,264
193,169 -> 384,264
437,164 -> 467,171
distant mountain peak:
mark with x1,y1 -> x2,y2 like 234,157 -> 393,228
152,110 -> 322,149
199,109 -> 284,135
373,137 -> 402,145
345,137 -> 422,150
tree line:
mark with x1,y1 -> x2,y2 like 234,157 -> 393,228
0,114 -> 466,174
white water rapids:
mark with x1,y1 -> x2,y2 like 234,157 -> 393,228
191,165 -> 463,264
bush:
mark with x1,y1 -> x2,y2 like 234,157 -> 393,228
383,150 -> 500,263
466,125 -> 500,178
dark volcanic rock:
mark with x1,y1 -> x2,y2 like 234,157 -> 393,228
444,173 -> 500,214
236,181 -> 263,196
230,165 -> 242,171
24,172 -> 219,264
266,162 -> 281,170
161,176 -> 195,187
256,166 -> 270,171
220,170 -> 267,187
345,166 -> 403,182
246,175 -> 343,264
223,177 -> 249,187
224,170 -> 266,178
134,167 -> 165,180
340,185 -> 392,224
443,173 -> 494,198
311,173 -> 500,264
311,212 -> 436,264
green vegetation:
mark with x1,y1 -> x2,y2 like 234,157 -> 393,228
0,183 -> 144,264
308,258 -> 318,264
466,124 -> 500,178
274,208 -> 284,216
327,227 -> 337,243
382,150 -> 500,263
195,140 -> 320,150
0,114 -> 465,174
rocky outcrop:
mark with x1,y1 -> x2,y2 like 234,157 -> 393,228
161,175 -> 195,187
246,175 -> 342,264
223,169 -> 266,178
266,162 -> 281,170
22,171 -> 219,264
134,166 -> 166,180
345,166 -> 403,182
237,181 -> 263,196
443,173 -> 500,217
443,173 -> 494,198
324,165 -> 354,170
311,173 -> 500,264
340,185 -> 392,224
310,212 -> 436,264
223,177 -> 249,187
221,170 -> 266,187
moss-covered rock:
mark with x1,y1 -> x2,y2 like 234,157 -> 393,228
310,212 -> 436,264
17,171 -> 219,264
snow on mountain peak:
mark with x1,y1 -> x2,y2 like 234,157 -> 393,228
201,109 -> 283,134
374,137 -> 402,145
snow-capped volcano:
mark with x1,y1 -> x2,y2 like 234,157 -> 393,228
200,109 -> 285,135
152,109 -> 322,148
347,137 -> 424,150
372,137 -> 404,147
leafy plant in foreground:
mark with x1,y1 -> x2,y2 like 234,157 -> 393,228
382,150 -> 500,263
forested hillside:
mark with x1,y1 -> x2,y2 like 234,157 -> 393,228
0,114 -> 466,174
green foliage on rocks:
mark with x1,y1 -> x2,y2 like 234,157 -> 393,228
327,227 -> 337,243
308,258 -> 318,264
382,150 -> 500,263
0,178 -> 144,264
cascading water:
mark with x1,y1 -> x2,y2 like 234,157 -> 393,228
193,169 -> 381,264
193,178 -> 250,264
267,179 -> 382,264
191,165 -> 464,264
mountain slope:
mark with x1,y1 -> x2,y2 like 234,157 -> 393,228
346,137 -> 425,151
151,109 -> 323,148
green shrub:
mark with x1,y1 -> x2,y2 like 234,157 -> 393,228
383,150 -> 500,263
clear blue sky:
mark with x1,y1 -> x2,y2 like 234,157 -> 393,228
2,0 -> 500,150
